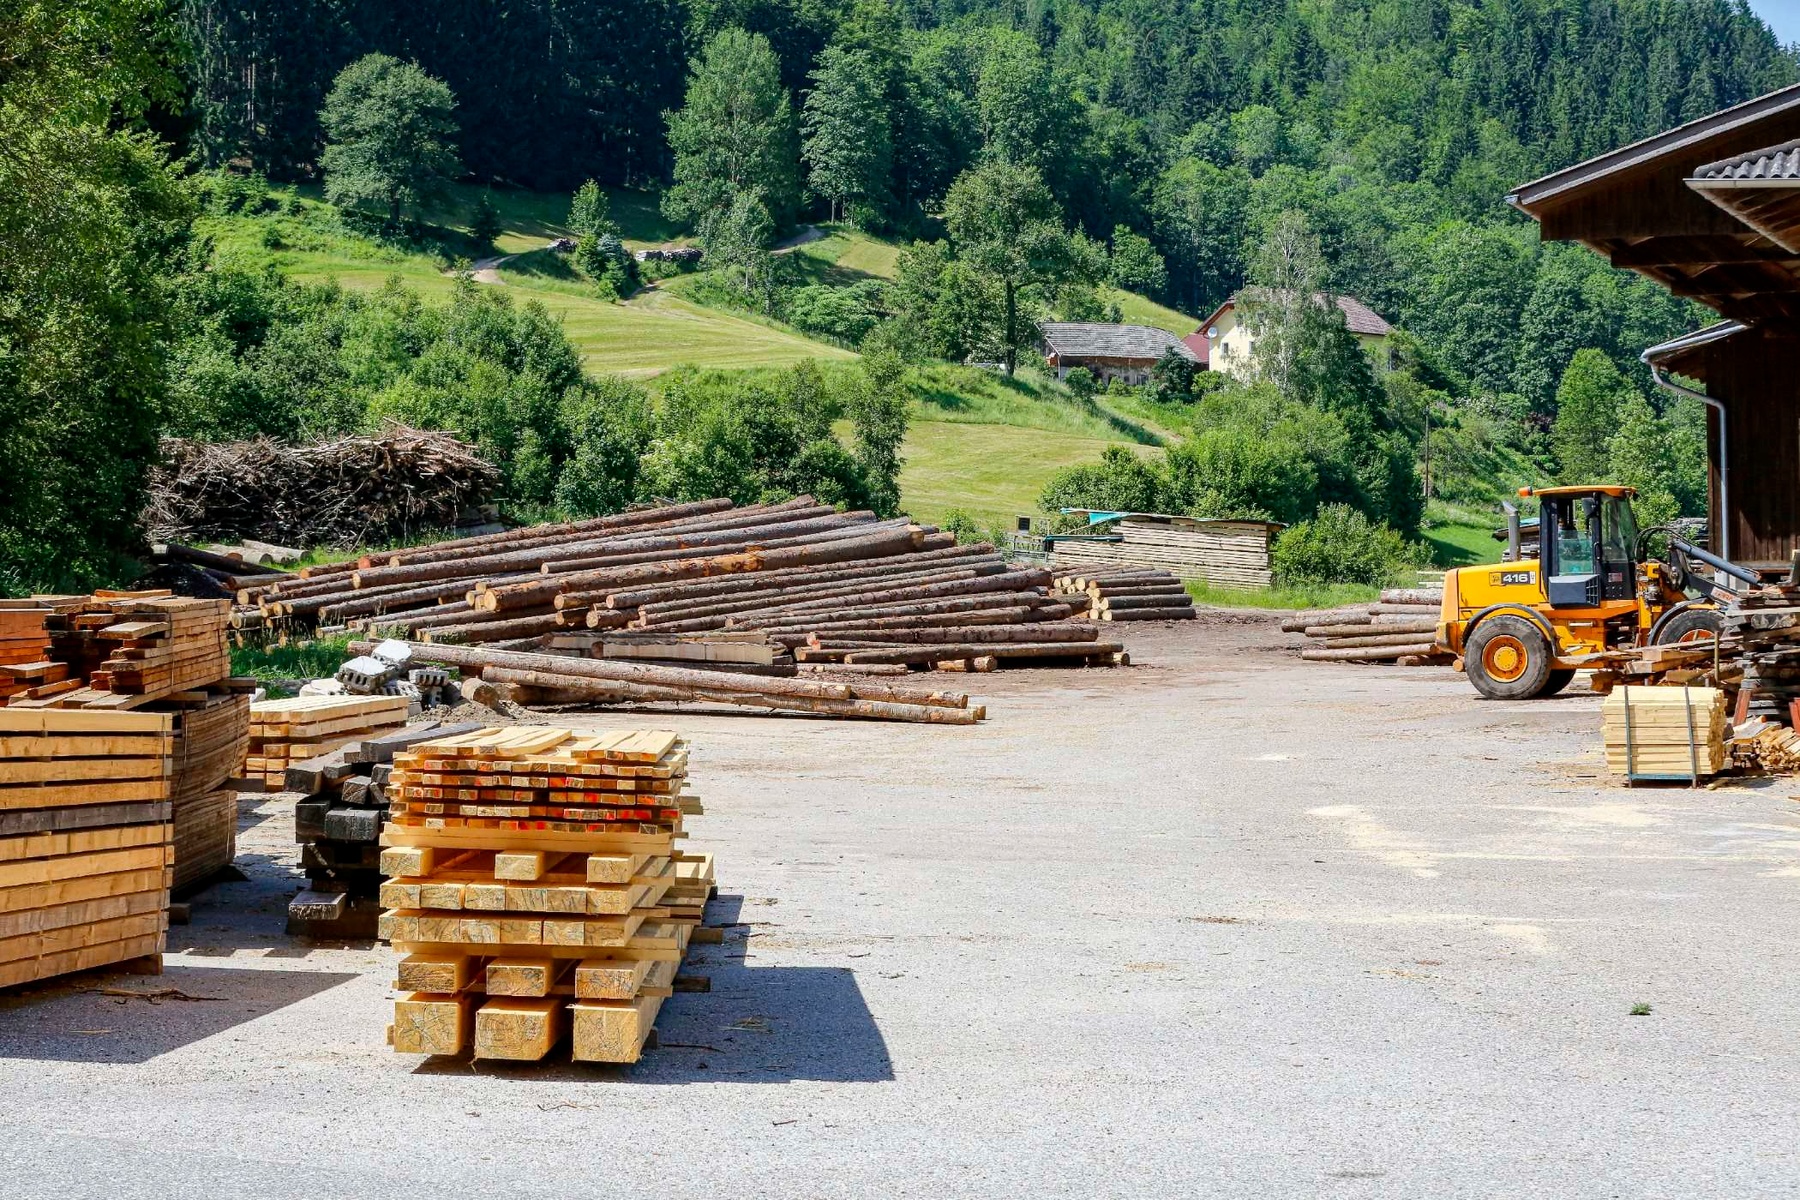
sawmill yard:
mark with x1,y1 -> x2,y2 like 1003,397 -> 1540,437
2,615 -> 1794,1196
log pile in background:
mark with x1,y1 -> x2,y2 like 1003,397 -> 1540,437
380,727 -> 712,1063
1282,588 -> 1449,665
1051,567 -> 1196,622
246,695 -> 414,788
0,710 -> 174,989
286,720 -> 485,939
144,424 -> 500,550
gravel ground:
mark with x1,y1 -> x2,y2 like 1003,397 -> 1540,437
2,614 -> 1798,1198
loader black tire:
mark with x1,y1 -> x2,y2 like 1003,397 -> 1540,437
1541,668 -> 1577,697
1466,614 -> 1556,700
1654,605 -> 1723,646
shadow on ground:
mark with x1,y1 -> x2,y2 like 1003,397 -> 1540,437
0,963 -> 357,1064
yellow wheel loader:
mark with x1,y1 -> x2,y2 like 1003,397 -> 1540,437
1438,485 -> 1747,700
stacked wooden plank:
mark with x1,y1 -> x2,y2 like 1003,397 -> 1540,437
9,595 -> 233,710
1282,588 -> 1449,665
380,727 -> 710,1064
1049,516 -> 1277,588
168,693 -> 250,892
0,603 -> 69,703
1051,567 -> 1196,622
0,709 -> 174,990
287,720 -> 485,938
246,695 -> 413,788
1601,685 -> 1728,781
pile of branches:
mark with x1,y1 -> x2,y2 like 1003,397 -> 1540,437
145,424 -> 500,549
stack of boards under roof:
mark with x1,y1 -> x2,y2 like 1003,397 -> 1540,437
246,695 -> 413,788
381,726 -> 712,1064
0,710 -> 173,989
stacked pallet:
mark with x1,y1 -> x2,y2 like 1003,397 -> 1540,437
1051,567 -> 1196,622
0,603 -> 68,703
0,709 -> 174,989
380,727 -> 709,1063
246,695 -> 413,788
1282,588 -> 1448,665
287,720 -> 485,938
168,693 -> 250,891
1601,685 -> 1728,781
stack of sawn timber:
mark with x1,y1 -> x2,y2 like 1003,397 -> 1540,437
1601,685 -> 1728,780
1051,567 -> 1196,622
246,695 -> 413,788
0,709 -> 174,990
15,594 -> 234,710
1282,588 -> 1448,665
168,693 -> 249,892
381,727 -> 712,1064
286,720 -> 484,938
0,603 -> 68,703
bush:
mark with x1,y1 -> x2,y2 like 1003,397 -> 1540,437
469,191 -> 502,247
1063,367 -> 1097,400
940,507 -> 985,543
1039,446 -> 1171,516
1272,504 -> 1426,587
784,282 -> 883,345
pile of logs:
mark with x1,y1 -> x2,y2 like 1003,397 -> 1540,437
144,424 -> 500,550
1282,588 -> 1449,665
1051,568 -> 1197,622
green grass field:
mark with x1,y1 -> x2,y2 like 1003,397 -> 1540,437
896,421 -> 1147,528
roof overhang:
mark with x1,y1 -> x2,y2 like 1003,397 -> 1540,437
1639,319 -> 1751,380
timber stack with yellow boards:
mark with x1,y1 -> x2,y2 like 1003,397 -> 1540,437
0,709 -> 174,989
1283,588 -> 1450,665
1601,685 -> 1728,782
380,726 -> 712,1065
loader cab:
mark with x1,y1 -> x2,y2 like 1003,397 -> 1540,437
1536,486 -> 1638,607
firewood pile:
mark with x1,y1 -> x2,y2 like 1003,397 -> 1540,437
144,424 -> 500,550
1051,568 -> 1197,622
1282,588 -> 1449,665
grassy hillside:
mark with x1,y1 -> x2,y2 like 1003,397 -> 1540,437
206,187 -> 1179,524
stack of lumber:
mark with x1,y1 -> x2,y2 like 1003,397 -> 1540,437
168,693 -> 250,892
1282,588 -> 1448,665
144,423 -> 500,550
1051,567 -> 1196,622
0,709 -> 174,989
246,695 -> 413,788
1716,589 -> 1800,722
6,594 -> 233,710
1049,516 -> 1275,588
380,727 -> 711,1064
287,720 -> 484,938
354,639 -> 988,724
1601,685 -> 1728,781
0,603 -> 67,703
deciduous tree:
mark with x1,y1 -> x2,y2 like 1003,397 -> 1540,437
320,54 -> 462,226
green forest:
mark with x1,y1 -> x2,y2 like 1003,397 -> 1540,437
3,0 -> 1792,593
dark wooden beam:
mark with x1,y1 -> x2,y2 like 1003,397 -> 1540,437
1608,235 -> 1794,268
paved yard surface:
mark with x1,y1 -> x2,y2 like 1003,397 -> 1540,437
3,613 -> 1798,1198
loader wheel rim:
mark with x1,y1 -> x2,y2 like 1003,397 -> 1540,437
1482,635 -> 1530,683
1676,627 -> 1716,644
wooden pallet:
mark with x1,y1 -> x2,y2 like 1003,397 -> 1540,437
381,726 -> 711,1063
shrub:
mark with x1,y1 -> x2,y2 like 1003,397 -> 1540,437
1063,367 -> 1097,400
785,282 -> 883,345
469,191 -> 502,247
1272,504 -> 1426,587
940,508 -> 985,543
1039,445 -> 1171,516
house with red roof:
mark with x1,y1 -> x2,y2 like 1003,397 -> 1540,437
1189,290 -> 1393,378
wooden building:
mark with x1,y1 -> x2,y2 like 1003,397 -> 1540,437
1039,323 -> 1199,386
1193,290 -> 1393,379
1509,83 -> 1800,566
1048,511 -> 1281,588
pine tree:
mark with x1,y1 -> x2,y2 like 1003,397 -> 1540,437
1553,349 -> 1633,485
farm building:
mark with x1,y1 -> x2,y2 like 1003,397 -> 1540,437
1048,511 -> 1281,588
1509,82 -> 1800,567
1194,290 -> 1393,379
1039,323 -> 1200,385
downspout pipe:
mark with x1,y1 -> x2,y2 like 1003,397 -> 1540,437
1643,356 -> 1729,563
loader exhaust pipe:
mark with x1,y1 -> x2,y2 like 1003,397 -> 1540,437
1502,501 -> 1521,563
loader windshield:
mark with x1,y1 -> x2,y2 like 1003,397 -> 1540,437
1552,496 -> 1598,576
1602,494 -> 1637,562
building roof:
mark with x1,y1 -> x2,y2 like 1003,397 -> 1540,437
1509,82 -> 1800,211
1039,322 -> 1199,363
1180,330 -> 1210,366
1639,320 -> 1752,380
1195,291 -> 1392,339
1693,138 -> 1800,183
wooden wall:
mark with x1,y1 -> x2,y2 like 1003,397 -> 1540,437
1702,329 -> 1800,565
